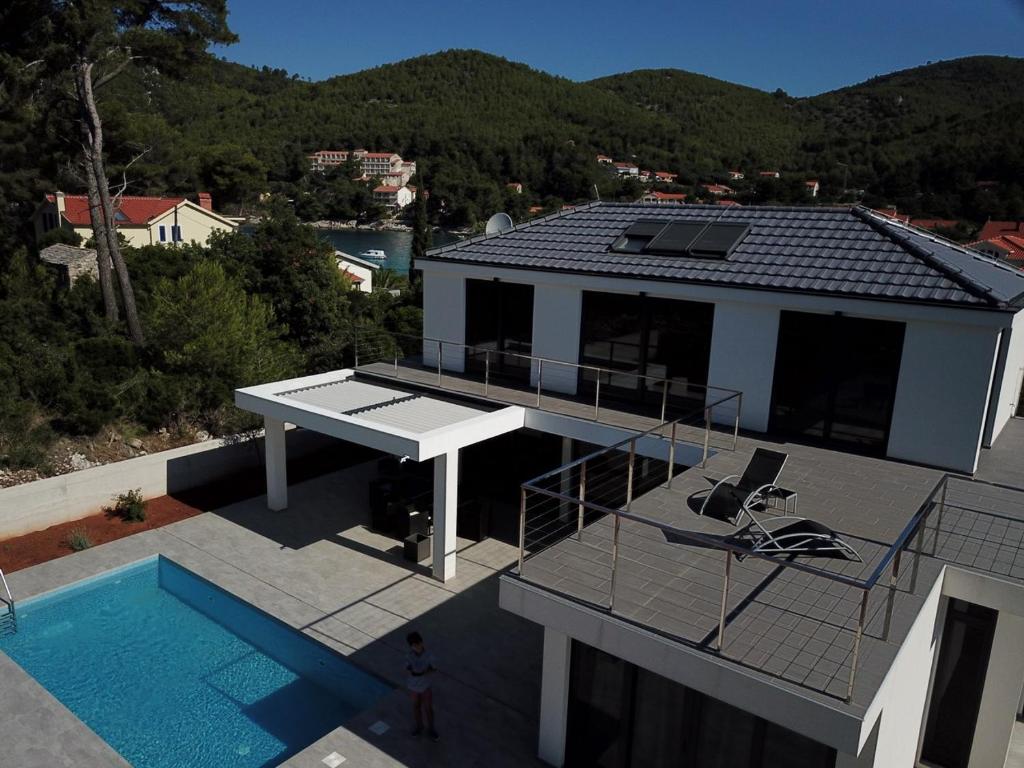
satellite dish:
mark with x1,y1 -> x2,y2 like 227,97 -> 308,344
485,212 -> 514,235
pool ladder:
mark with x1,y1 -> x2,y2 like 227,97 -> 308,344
0,568 -> 15,636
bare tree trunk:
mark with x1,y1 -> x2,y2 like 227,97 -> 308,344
82,155 -> 118,321
76,59 -> 145,345
74,68 -> 118,321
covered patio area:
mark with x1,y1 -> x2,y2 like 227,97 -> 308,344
236,370 -> 525,581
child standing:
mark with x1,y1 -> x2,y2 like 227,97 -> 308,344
405,631 -> 439,741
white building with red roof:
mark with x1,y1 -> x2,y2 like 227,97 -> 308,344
372,185 -> 415,211
969,221 -> 1024,266
728,169 -> 745,180
703,183 -> 734,196
639,191 -> 687,204
653,171 -> 677,183
805,179 -> 820,197
613,162 -> 639,177
34,191 -> 237,248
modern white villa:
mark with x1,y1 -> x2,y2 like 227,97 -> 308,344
226,202 -> 1024,768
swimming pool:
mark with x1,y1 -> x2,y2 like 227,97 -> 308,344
0,556 -> 389,768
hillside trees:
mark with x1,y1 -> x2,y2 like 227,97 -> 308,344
2,0 -> 236,344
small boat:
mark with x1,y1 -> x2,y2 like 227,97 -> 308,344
359,249 -> 387,261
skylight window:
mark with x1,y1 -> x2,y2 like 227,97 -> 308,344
611,219 -> 749,259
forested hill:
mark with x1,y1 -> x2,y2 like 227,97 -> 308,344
30,51 -> 1024,229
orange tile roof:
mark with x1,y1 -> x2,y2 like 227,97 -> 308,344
55,194 -> 187,226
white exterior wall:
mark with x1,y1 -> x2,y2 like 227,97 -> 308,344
706,302 -> 780,431
420,260 -> 1010,471
0,428 -> 336,539
530,284 -> 583,395
421,269 -> 466,372
337,259 -> 375,292
888,320 -> 1001,472
538,627 -> 573,767
145,203 -> 236,247
987,309 -> 1024,444
849,576 -> 945,768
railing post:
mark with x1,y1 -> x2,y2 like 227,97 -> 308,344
394,347 -> 399,375
910,512 -> 926,593
702,406 -> 711,468
518,487 -> 527,574
484,351 -> 490,397
437,340 -> 443,386
608,511 -> 621,611
354,332 -> 360,368
883,548 -> 903,640
594,373 -> 601,421
933,478 -> 947,556
577,461 -> 587,540
626,439 -> 636,512
667,421 -> 677,488
660,379 -> 669,423
717,550 -> 731,651
733,392 -> 742,451
536,359 -> 543,407
846,590 -> 870,703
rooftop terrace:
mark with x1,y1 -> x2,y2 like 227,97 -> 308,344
514,421 -> 1024,710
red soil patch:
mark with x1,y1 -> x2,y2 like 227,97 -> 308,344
0,496 -> 202,573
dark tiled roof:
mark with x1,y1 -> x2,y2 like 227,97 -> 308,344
422,203 -> 1024,309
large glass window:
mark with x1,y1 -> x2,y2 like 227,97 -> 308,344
579,292 -> 714,413
465,278 -> 534,383
770,311 -> 905,454
566,641 -> 835,768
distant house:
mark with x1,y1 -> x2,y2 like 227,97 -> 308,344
38,243 -> 98,287
372,185 -> 415,211
528,205 -> 545,215
727,170 -> 744,180
640,191 -> 687,204
716,199 -> 741,207
759,170 -> 781,179
506,182 -> 524,194
911,218 -> 959,232
969,221 -> 1024,265
595,154 -> 613,165
653,171 -> 677,183
335,251 -> 380,293
703,184 -> 733,196
613,162 -> 639,177
34,191 -> 237,247
638,170 -> 653,183
804,180 -> 820,197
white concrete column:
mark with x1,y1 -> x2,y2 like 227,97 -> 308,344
969,611 -> 1024,768
530,284 -> 583,395
432,450 -> 459,582
538,627 -> 573,767
264,416 -> 288,511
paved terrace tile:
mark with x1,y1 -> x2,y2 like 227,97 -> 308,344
3,460 -> 544,768
520,423 -> 1024,711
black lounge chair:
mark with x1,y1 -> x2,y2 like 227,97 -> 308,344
732,510 -> 862,562
699,448 -> 788,522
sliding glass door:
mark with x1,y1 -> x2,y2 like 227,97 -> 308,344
565,641 -> 835,768
770,311 -> 905,454
464,278 -> 534,384
578,292 -> 714,413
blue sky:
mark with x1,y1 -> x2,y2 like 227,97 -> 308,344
219,0 -> 1024,96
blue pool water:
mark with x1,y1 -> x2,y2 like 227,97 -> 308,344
0,557 -> 389,768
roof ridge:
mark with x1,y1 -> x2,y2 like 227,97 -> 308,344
851,206 -> 999,306
422,199 -> 602,257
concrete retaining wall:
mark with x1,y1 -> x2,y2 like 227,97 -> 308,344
0,428 -> 335,540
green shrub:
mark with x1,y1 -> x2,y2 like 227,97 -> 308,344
111,489 -> 147,522
64,526 -> 93,551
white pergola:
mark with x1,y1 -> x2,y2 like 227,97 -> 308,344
235,371 -> 525,582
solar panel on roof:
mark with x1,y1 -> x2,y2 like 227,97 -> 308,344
611,219 -> 668,253
646,221 -> 709,255
689,223 -> 750,258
